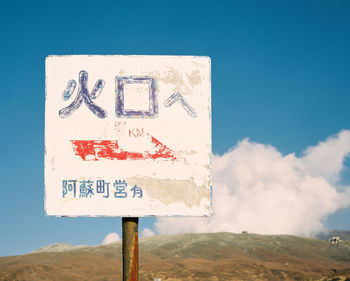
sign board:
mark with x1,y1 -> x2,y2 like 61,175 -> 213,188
45,55 -> 211,216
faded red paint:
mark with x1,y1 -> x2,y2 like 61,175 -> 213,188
147,135 -> 176,160
71,135 -> 176,161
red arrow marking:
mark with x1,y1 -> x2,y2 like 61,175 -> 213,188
71,135 -> 177,161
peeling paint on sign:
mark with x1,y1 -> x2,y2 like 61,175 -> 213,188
45,55 -> 211,217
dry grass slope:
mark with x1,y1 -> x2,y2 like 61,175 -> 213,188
1,232 -> 350,281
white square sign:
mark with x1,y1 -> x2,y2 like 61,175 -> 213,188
45,55 -> 211,216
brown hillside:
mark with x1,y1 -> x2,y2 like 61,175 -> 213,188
1,232 -> 350,281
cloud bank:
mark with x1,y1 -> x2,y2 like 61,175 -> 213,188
102,233 -> 120,245
142,228 -> 155,237
155,130 -> 350,237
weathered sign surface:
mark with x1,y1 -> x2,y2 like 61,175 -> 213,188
45,55 -> 211,216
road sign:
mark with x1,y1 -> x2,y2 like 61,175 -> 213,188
45,55 -> 211,216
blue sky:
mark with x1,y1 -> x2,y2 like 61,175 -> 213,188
1,0 -> 350,257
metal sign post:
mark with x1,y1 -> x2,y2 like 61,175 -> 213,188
45,55 -> 211,280
122,217 -> 139,281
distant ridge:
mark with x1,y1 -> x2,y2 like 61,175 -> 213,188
1,232 -> 350,281
33,243 -> 89,253
316,230 -> 350,241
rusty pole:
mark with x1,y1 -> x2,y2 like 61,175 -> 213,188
122,217 -> 139,281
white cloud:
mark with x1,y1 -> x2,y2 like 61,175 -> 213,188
142,228 -> 155,237
302,130 -> 350,184
155,130 -> 350,237
102,232 -> 121,245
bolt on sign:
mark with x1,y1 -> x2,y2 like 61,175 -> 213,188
45,55 -> 211,216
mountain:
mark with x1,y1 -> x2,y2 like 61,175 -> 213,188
316,231 -> 350,242
33,243 -> 89,253
1,232 -> 350,281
